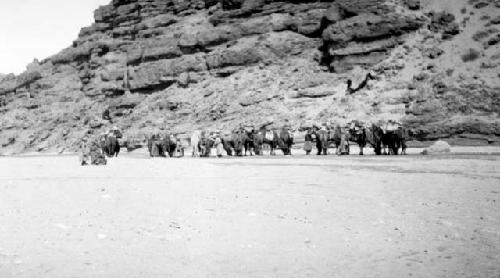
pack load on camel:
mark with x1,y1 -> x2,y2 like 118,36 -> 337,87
100,126 -> 122,158
265,129 -> 275,141
383,120 -> 400,133
255,126 -> 279,156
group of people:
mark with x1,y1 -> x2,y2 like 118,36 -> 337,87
190,130 -> 225,158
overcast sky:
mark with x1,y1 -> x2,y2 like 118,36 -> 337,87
0,0 -> 110,74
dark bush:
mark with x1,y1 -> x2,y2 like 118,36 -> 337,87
461,48 -> 481,62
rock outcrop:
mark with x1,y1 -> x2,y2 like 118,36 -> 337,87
0,0 -> 499,154
322,13 -> 423,73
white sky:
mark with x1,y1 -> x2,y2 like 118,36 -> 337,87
0,0 -> 110,74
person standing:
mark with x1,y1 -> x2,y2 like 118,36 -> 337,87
339,127 -> 350,155
79,135 -> 91,166
214,135 -> 224,158
303,129 -> 313,155
173,138 -> 184,158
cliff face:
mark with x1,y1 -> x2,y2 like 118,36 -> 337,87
64,0 -> 423,95
0,0 -> 499,154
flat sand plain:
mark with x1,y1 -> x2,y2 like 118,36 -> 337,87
0,148 -> 499,278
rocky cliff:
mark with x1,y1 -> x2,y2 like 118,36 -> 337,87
0,0 -> 499,154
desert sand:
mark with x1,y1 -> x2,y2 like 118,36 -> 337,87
0,149 -> 499,278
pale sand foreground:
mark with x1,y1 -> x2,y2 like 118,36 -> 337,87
0,153 -> 499,278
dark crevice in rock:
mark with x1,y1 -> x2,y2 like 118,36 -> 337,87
127,52 -> 183,66
103,88 -> 126,98
179,45 -> 209,55
129,80 -> 176,94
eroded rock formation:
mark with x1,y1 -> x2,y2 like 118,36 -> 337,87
0,0 -> 499,154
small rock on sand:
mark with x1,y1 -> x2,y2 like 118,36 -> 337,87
97,234 -> 107,240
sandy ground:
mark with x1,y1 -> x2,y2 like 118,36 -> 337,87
0,149 -> 499,278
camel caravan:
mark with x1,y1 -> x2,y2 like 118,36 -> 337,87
80,119 -> 410,165
80,120 -> 409,165
146,124 -> 293,159
82,121 -> 409,164
183,120 -> 407,159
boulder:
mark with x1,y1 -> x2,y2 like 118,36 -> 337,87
422,140 -> 451,155
36,140 -> 49,152
177,72 -> 191,87
323,4 -> 344,24
89,120 -> 104,129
